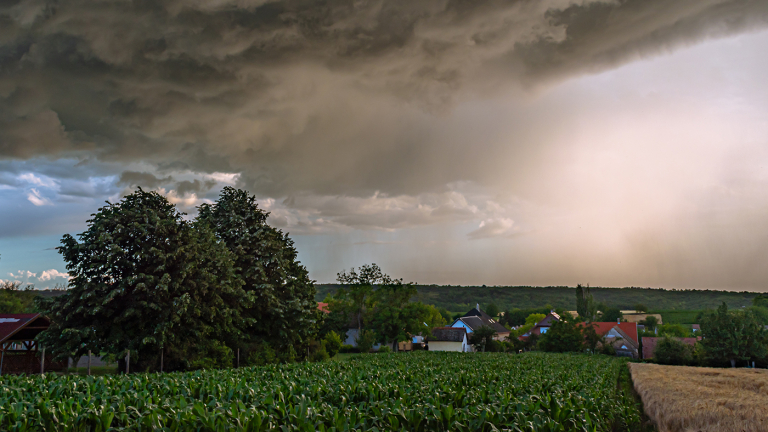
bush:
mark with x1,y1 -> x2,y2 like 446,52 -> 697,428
323,331 -> 343,358
377,346 -> 391,354
654,337 -> 694,366
246,342 -> 278,367
310,345 -> 330,362
187,340 -> 234,370
356,330 -> 377,354
339,344 -> 358,354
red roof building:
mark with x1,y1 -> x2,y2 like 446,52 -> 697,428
642,337 -> 698,360
0,313 -> 65,375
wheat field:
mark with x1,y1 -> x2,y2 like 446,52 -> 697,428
629,363 -> 768,432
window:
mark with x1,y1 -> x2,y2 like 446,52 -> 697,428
540,327 -> 548,334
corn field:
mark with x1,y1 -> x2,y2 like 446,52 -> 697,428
0,352 -> 643,431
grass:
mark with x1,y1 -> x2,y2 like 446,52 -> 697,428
629,363 -> 768,432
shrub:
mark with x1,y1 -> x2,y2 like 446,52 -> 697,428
356,330 -> 377,354
246,342 -> 278,366
377,346 -> 391,354
654,337 -> 694,365
323,331 -> 343,358
339,344 -> 358,353
311,345 -> 330,362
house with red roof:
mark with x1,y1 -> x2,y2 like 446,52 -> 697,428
581,321 -> 640,358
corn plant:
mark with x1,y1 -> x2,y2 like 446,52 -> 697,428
0,352 -> 643,431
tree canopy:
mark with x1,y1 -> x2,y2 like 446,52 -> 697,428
37,187 -> 316,371
38,189 -> 246,370
197,186 -> 317,351
699,303 -> 767,367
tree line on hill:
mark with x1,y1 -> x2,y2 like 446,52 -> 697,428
315,284 -> 762,313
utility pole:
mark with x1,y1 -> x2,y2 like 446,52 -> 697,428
40,346 -> 45,374
87,350 -> 92,376
126,350 -> 130,374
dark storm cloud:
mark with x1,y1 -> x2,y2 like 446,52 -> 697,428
117,171 -> 173,189
1,0 -> 767,199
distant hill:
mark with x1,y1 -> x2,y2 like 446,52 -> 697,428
315,284 -> 760,312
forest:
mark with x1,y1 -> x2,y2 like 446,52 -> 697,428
316,284 -> 760,313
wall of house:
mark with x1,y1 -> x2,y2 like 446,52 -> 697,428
429,341 -> 464,352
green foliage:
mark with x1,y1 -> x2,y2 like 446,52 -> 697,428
310,344 -> 330,362
322,331 -> 343,358
509,313 -> 547,339
0,283 -> 36,313
246,342 -> 278,367
197,187 -> 317,351
355,329 -> 377,353
640,315 -> 658,331
749,306 -> 768,324
600,307 -> 623,323
576,284 -> 597,322
500,307 -> 551,328
700,303 -> 767,367
468,325 -> 497,352
654,338 -> 694,366
753,294 -> 768,309
633,304 -> 648,312
0,352 -> 644,431
483,302 -> 500,318
657,324 -> 690,338
37,189 -> 245,371
377,346 -> 391,353
538,317 -> 585,353
186,340 -> 235,371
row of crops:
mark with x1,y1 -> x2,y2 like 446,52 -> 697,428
0,352 -> 644,431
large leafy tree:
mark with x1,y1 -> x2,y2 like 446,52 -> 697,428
197,187 -> 317,352
699,303 -> 767,367
335,263 -> 400,334
37,189 -> 246,371
469,325 -> 497,352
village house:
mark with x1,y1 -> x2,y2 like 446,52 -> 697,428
428,327 -> 470,352
582,321 -> 640,358
449,305 -> 510,340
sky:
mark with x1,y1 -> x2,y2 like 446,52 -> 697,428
2,0 -> 768,290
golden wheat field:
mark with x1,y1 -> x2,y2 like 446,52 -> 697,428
629,363 -> 768,432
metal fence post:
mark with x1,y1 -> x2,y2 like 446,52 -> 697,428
40,346 -> 45,374
88,350 -> 92,376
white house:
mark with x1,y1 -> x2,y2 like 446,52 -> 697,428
429,327 -> 470,352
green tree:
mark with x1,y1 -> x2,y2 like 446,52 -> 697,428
335,264 -> 399,335
657,324 -> 690,338
654,337 -> 694,365
601,307 -> 623,323
640,315 -> 659,332
538,316 -> 585,353
576,284 -> 597,322
633,304 -> 648,313
484,302 -> 500,318
700,303 -> 767,367
322,331 -> 343,358
197,187 -> 317,354
753,294 -> 768,309
37,189 -> 245,371
355,329 -> 377,353
469,325 -> 497,352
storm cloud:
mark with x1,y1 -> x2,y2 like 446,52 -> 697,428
2,0 -> 768,287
